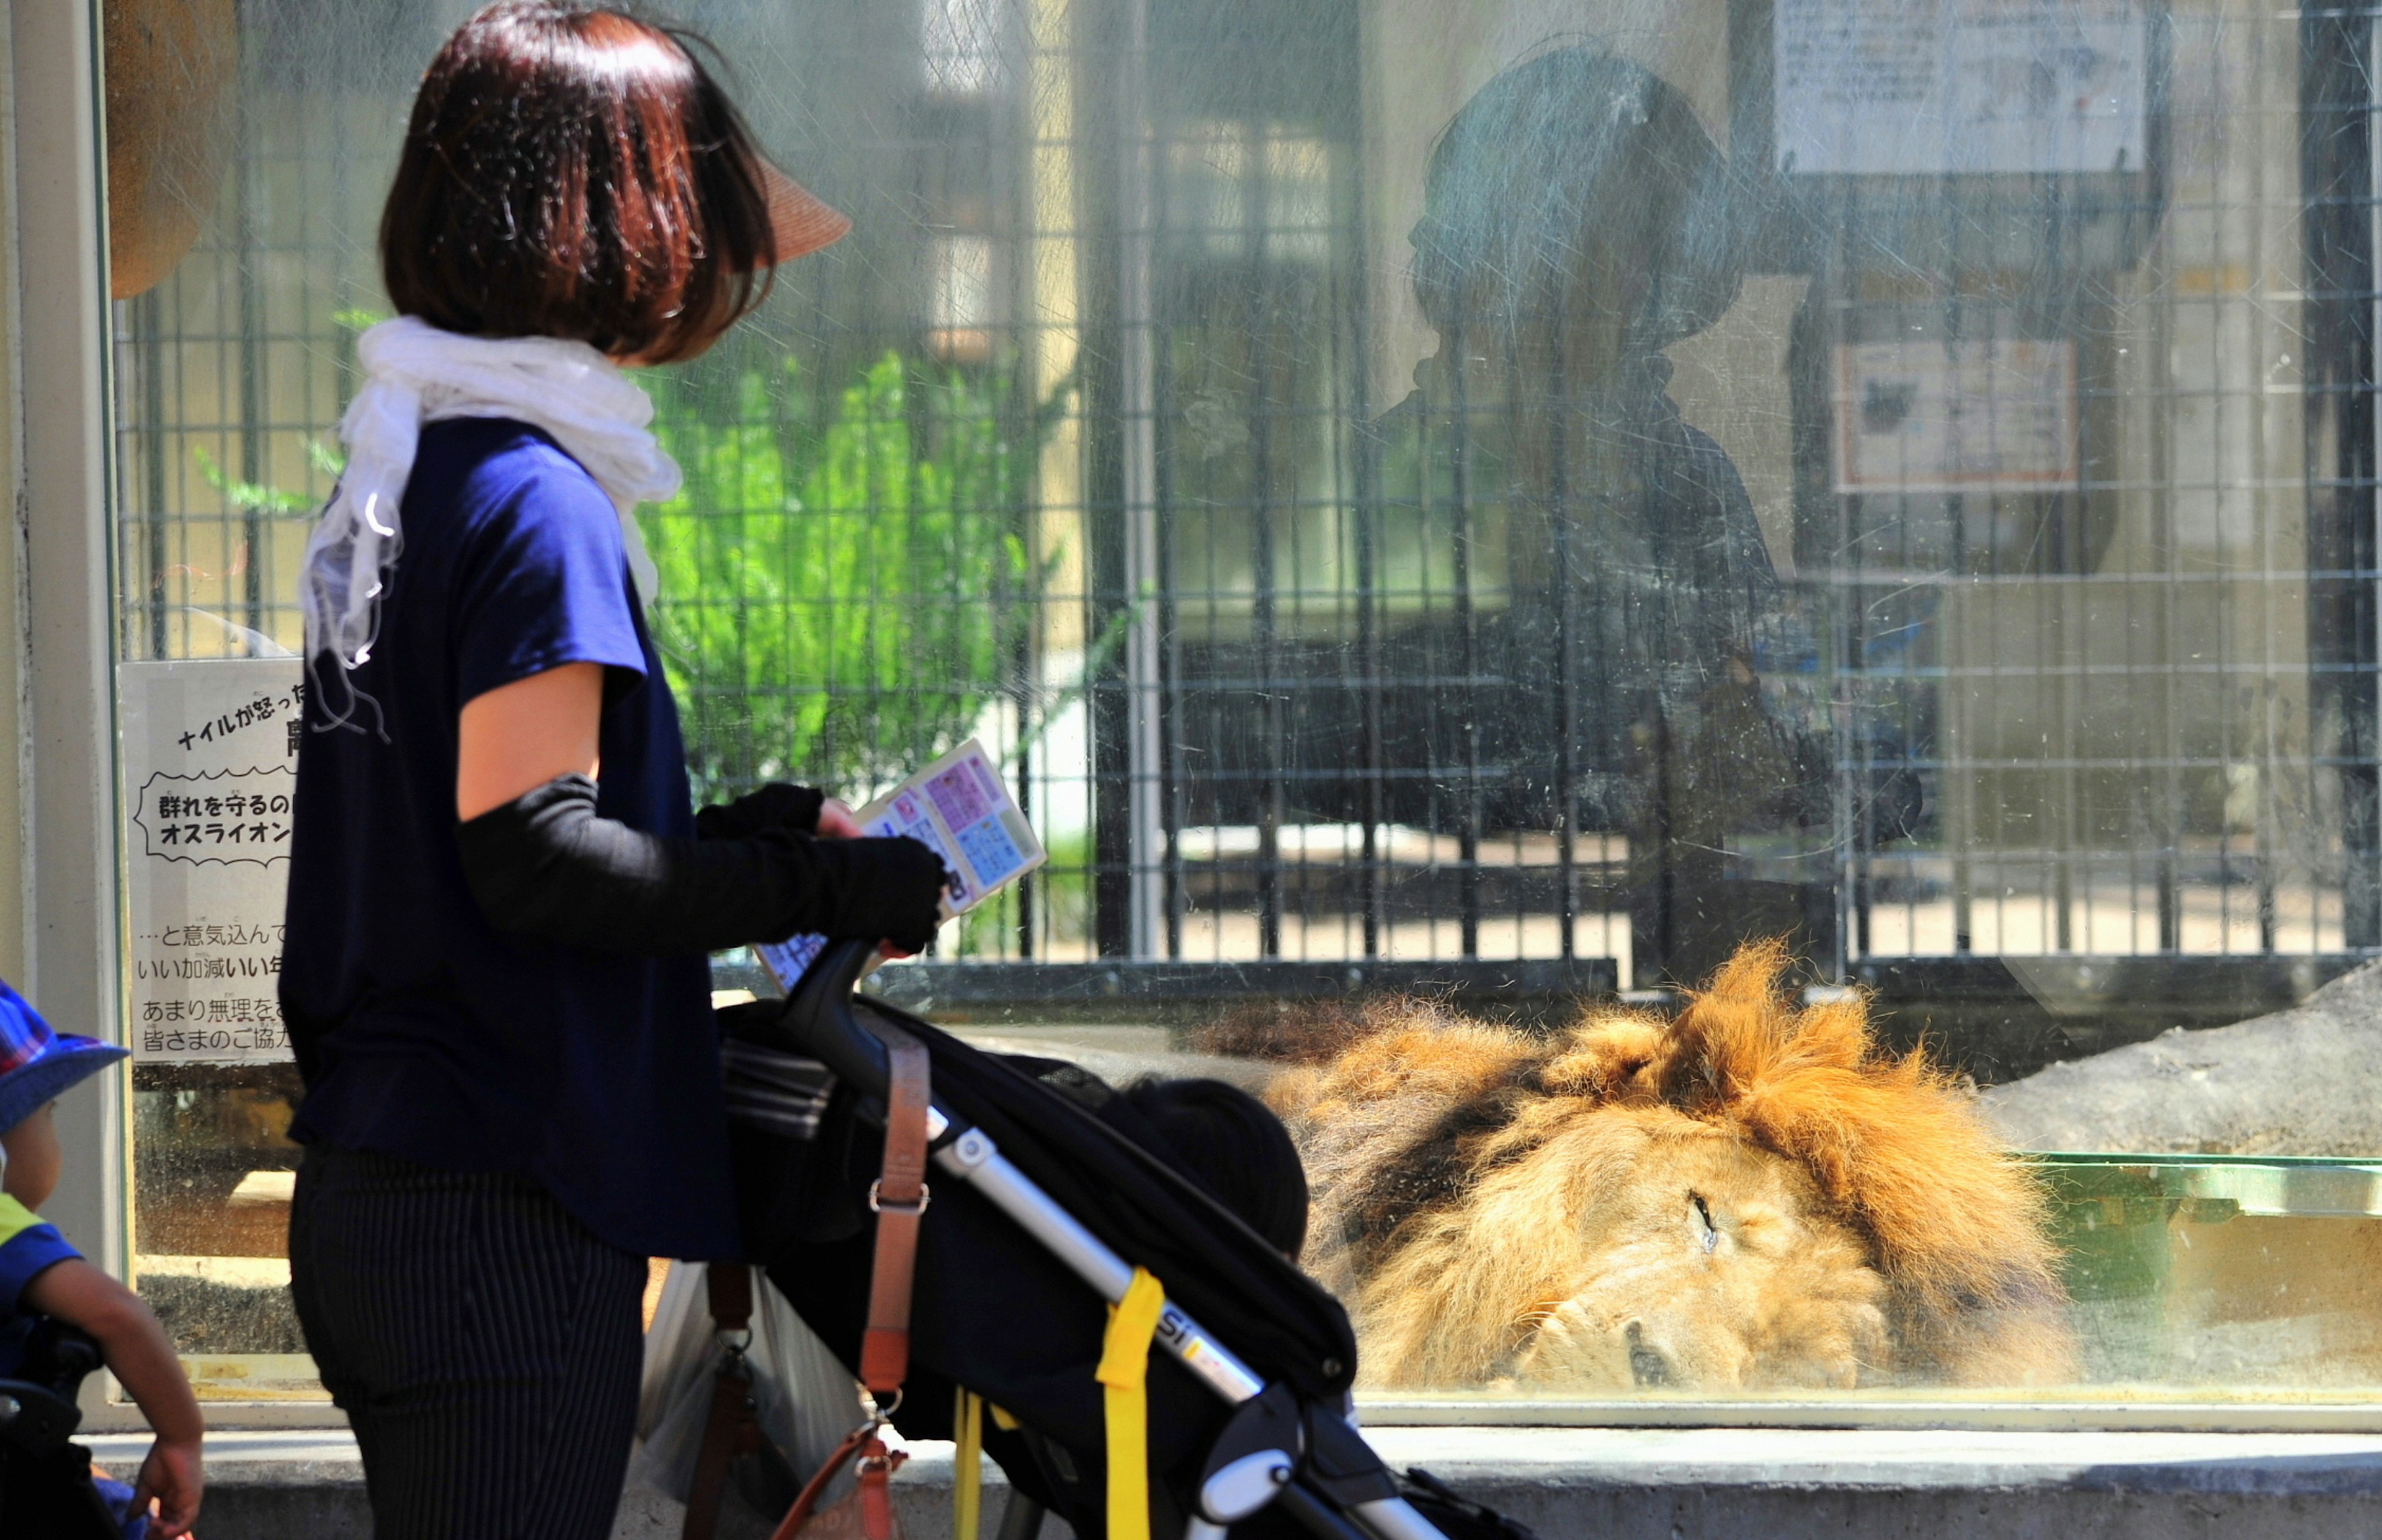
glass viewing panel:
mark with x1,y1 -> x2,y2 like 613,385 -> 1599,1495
100,0 -> 2382,1407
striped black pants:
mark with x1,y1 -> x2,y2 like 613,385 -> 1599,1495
288,1144 -> 649,1540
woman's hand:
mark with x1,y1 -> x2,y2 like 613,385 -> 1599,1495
686,785 -> 935,954
810,799 -> 934,956
821,837 -> 951,956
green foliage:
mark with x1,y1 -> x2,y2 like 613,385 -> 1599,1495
643,349 -> 1069,801
192,446 -> 314,514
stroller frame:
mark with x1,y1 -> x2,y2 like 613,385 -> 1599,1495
779,940 -> 1453,1540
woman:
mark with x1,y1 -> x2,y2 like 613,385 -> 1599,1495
278,7 -> 947,1536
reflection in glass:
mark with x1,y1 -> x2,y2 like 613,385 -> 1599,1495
96,0 -> 2382,1407
1375,48 -> 1830,987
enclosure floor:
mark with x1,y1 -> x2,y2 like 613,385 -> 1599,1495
1095,912 -> 1636,971
1014,886 -> 2340,971
1857,883 -> 2344,958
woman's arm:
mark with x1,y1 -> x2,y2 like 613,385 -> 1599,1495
457,662 -> 604,819
454,665 -> 948,954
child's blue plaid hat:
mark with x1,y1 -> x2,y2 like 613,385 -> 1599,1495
0,976 -> 127,1135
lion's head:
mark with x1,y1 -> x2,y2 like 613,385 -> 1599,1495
1249,942 -> 2074,1392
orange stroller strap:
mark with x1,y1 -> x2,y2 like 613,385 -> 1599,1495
857,1436 -> 905,1540
762,1020 -> 935,1540
862,1021 -> 933,1393
766,1421 -> 883,1540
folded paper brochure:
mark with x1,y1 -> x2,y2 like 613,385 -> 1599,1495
754,738 -> 1046,987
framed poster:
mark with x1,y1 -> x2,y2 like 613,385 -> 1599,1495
1775,0 -> 2148,177
1834,336 -> 2079,493
118,658 -> 304,1063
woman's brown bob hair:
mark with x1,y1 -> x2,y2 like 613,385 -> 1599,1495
382,2 -> 778,365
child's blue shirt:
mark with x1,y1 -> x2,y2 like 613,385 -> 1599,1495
0,1191 -> 82,1376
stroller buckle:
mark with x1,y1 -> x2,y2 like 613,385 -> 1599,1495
868,1178 -> 930,1215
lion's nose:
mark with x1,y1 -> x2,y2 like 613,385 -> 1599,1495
1623,1319 -> 1672,1387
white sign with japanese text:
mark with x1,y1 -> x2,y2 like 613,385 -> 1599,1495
118,659 -> 304,1062
1775,0 -> 2147,177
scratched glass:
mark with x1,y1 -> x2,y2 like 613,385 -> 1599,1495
100,0 -> 2382,1410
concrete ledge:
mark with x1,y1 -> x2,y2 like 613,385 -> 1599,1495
84,1426 -> 2382,1539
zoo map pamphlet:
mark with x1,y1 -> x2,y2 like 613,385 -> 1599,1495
754,739 -> 1046,989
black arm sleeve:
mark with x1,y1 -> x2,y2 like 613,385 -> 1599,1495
694,781 -> 827,841
455,773 -> 948,956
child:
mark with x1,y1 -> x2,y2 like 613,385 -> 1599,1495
1118,1075 -> 1309,1258
0,978 -> 202,1538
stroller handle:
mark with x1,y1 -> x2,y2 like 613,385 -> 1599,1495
780,938 -> 906,1092
775,940 -> 1452,1540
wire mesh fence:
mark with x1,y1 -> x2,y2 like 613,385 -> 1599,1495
109,0 -> 2378,984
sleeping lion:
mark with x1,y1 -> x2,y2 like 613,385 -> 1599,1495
1234,941 -> 2075,1393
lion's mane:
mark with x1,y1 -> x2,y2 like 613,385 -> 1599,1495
1246,941 -> 2074,1389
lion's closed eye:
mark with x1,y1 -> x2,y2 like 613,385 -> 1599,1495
1690,1191 -> 1720,1253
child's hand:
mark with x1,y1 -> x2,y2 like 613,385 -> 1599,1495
133,1435 -> 202,1538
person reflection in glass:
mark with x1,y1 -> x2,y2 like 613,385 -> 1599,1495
1375,47 -> 1829,986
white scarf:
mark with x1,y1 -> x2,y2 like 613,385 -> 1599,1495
300,316 -> 680,669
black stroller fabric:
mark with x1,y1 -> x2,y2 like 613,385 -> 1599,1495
0,1319 -> 122,1539
1396,1469 -> 1541,1540
723,992 -> 1361,1539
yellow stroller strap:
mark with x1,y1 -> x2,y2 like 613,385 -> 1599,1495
954,1388 -> 985,1540
1097,1268 -> 1167,1540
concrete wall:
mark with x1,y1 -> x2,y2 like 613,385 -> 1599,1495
92,1427 -> 2382,1540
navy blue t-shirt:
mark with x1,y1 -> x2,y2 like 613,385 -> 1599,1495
280,417 -> 736,1262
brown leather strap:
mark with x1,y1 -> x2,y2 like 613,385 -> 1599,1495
684,1358 -> 762,1539
859,1021 -> 932,1394
683,1264 -> 762,1540
766,1421 -> 882,1540
859,1438 -> 901,1540
707,1260 -> 755,1333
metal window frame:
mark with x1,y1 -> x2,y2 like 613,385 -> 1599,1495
12,0 -> 133,1427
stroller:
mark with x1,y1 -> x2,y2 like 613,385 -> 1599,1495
0,1315 -> 125,1538
715,938 -> 1502,1540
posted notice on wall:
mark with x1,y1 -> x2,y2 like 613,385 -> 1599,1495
1775,0 -> 2147,177
1835,337 -> 2079,494
756,738 -> 1046,988
119,659 -> 305,1063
